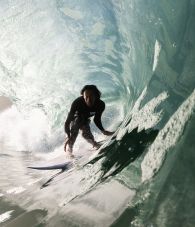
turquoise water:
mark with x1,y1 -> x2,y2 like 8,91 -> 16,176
0,0 -> 195,226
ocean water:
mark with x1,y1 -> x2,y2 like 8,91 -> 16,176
0,0 -> 195,226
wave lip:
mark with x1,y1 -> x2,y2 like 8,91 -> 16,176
142,89 -> 195,182
0,210 -> 14,224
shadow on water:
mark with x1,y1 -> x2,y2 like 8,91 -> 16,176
90,126 -> 159,180
41,170 -> 65,189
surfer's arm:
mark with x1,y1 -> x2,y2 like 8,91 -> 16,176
94,102 -> 105,132
64,101 -> 77,138
94,101 -> 115,136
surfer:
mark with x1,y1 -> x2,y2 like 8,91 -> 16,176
64,85 -> 114,157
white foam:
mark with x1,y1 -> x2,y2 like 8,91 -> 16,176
141,89 -> 195,182
129,91 -> 168,132
117,89 -> 168,140
152,40 -> 161,71
6,186 -> 26,194
0,105 -> 51,152
0,210 -> 14,223
27,179 -> 42,186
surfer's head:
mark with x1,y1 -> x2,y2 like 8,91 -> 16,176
81,85 -> 101,107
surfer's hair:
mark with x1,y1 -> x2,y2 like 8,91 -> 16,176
81,85 -> 101,99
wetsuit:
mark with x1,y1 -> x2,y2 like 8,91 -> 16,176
65,96 -> 105,149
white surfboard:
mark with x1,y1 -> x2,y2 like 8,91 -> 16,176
28,162 -> 73,170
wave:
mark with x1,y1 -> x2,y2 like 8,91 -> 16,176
0,0 -> 195,226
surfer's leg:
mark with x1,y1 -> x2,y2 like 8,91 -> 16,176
66,118 -> 80,153
81,124 -> 100,149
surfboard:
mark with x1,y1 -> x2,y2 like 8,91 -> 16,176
27,139 -> 108,173
28,161 -> 72,170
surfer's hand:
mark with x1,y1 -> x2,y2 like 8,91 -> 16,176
102,130 -> 115,136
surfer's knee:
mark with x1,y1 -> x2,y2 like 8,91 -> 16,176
81,128 -> 93,139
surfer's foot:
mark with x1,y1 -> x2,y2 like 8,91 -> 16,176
66,151 -> 74,159
65,146 -> 74,158
93,141 -> 101,150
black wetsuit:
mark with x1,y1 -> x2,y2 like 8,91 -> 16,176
64,96 -> 105,148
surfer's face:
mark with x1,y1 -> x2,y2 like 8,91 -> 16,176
83,90 -> 96,107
